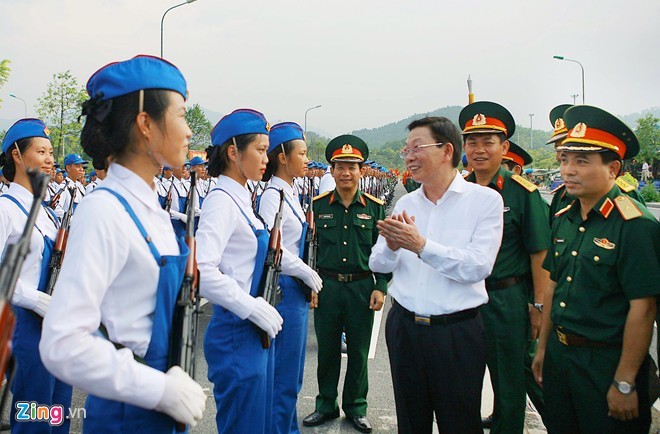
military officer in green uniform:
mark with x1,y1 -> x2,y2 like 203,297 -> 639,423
461,101 -> 551,434
532,105 -> 660,433
502,141 -> 532,176
302,135 -> 389,433
547,104 -> 645,226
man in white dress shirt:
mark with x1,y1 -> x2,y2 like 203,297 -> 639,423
369,116 -> 504,434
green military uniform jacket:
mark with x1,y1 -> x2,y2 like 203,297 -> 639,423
313,188 -> 389,293
543,185 -> 660,343
467,167 -> 551,280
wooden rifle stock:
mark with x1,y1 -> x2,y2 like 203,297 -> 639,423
0,170 -> 49,413
258,190 -> 284,349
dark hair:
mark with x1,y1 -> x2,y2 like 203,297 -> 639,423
0,137 -> 34,182
263,140 -> 298,182
600,151 -> 623,176
502,160 -> 519,172
407,117 -> 463,167
205,133 -> 258,177
81,89 -> 171,169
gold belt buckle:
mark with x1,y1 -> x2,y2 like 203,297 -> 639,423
337,273 -> 348,282
414,314 -> 431,326
557,329 -> 568,345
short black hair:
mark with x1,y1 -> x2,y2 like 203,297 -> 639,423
0,137 -> 34,182
407,117 -> 462,167
600,150 -> 623,176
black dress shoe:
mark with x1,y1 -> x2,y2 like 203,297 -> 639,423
481,413 -> 494,429
349,415 -> 372,433
302,410 -> 340,427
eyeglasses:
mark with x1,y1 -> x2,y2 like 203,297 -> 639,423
399,142 -> 447,158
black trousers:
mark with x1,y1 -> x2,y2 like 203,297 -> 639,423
385,300 -> 486,434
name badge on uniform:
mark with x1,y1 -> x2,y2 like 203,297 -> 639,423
503,207 -> 510,213
357,213 -> 372,220
554,238 -> 565,244
593,237 -> 615,250
319,214 -> 334,219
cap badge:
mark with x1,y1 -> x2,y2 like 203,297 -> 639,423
473,113 -> 487,126
44,127 -> 51,136
342,144 -> 353,154
554,118 -> 565,130
593,237 -> 615,250
570,122 -> 587,138
265,122 -> 271,132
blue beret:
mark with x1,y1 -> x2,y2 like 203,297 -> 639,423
2,118 -> 51,154
163,166 -> 172,171
462,154 -> 468,165
268,122 -> 304,154
90,170 -> 97,177
211,109 -> 270,147
86,55 -> 187,102
189,156 -> 206,166
62,171 -> 68,178
64,153 -> 88,166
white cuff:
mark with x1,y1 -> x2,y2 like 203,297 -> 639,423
33,292 -> 51,317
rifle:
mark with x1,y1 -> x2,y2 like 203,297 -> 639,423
0,170 -> 50,413
163,178 -> 175,212
168,171 -> 201,433
250,181 -> 260,210
257,190 -> 284,349
48,184 -> 67,209
45,186 -> 76,296
303,178 -> 317,302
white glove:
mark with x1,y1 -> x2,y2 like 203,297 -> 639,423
169,210 -> 188,223
33,292 -> 51,317
194,208 -> 201,217
300,267 -> 323,294
154,366 -> 206,428
247,297 -> 283,339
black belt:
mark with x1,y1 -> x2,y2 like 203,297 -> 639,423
392,299 -> 478,327
554,327 -> 616,348
485,274 -> 528,291
318,269 -> 372,282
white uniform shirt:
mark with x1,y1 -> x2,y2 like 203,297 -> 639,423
319,168 -> 336,195
369,171 -> 504,315
196,176 -> 307,319
85,179 -> 103,195
169,177 -> 189,220
40,163 -> 180,410
0,183 -> 58,310
259,176 -> 305,258
59,178 -> 85,214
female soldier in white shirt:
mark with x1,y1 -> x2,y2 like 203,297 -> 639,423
0,118 -> 72,434
258,122 -> 315,434
197,110 -> 322,433
39,55 -> 206,433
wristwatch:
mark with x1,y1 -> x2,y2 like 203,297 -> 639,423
612,379 -> 636,395
532,302 -> 543,313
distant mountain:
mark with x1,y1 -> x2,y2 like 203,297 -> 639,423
619,107 -> 660,128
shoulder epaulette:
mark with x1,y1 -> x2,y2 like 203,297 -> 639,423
613,195 -> 643,221
615,177 -> 635,193
511,174 -> 538,192
551,183 -> 565,194
554,203 -> 572,217
363,192 -> 384,205
313,191 -> 331,202
463,172 -> 470,179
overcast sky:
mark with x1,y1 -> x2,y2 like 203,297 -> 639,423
1,0 -> 659,137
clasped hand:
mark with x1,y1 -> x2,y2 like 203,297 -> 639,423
376,210 -> 425,253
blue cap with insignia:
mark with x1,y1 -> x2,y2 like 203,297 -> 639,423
211,108 -> 270,147
188,156 -> 206,166
2,118 -> 51,154
64,153 -> 88,166
268,122 -> 304,154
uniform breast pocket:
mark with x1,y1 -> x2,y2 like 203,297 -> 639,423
580,247 -> 618,292
317,220 -> 337,244
353,217 -> 374,245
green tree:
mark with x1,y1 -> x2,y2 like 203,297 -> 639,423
36,71 -> 88,163
0,59 -> 11,108
305,131 -> 330,163
634,113 -> 660,165
185,104 -> 213,150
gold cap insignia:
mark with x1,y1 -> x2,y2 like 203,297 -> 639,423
554,118 -> 565,130
265,122 -> 271,132
593,237 -> 615,250
44,127 -> 51,136
342,144 -> 353,154
473,113 -> 487,126
570,122 -> 587,138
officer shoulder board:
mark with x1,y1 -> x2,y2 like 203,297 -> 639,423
554,202 -> 572,218
313,191 -> 331,202
363,192 -> 384,206
615,177 -> 635,193
613,195 -> 643,221
551,183 -> 565,194
511,174 -> 538,193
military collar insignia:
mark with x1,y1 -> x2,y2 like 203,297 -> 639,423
328,192 -> 336,205
593,237 -> 615,250
496,174 -> 504,190
473,113 -> 487,126
319,213 -> 334,219
342,144 -> 353,154
357,213 -> 372,220
570,122 -> 587,138
598,197 -> 614,219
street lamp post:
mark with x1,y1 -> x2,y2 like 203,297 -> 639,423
161,0 -> 198,58
553,55 -> 585,104
529,113 -> 534,149
9,94 -> 27,117
304,105 -> 322,160
570,94 -> 579,105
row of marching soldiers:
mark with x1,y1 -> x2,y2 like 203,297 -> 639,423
0,54 -> 394,434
